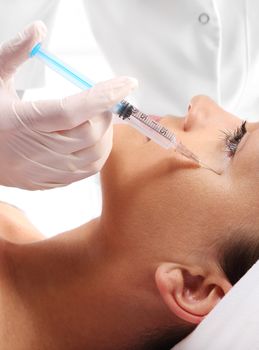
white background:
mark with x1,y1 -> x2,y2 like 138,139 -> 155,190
0,0 -> 114,237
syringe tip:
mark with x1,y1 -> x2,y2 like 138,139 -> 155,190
198,161 -> 222,175
175,143 -> 221,175
176,142 -> 220,175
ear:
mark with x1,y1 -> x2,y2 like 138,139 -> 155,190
155,263 -> 232,324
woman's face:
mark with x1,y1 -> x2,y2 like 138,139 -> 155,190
101,95 -> 259,263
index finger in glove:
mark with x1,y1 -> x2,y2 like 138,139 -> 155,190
15,76 -> 138,132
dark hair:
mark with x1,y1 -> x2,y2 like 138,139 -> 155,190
133,323 -> 195,350
132,234 -> 259,350
217,234 -> 259,285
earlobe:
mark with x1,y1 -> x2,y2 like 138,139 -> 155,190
155,263 -> 232,325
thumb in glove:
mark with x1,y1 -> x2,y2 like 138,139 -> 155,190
0,21 -> 47,81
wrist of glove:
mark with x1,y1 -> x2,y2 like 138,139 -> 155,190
0,21 -> 138,190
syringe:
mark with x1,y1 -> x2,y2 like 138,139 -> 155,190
29,43 -> 219,174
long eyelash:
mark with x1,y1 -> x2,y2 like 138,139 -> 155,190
219,121 -> 247,157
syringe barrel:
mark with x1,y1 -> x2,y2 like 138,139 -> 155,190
29,44 -> 177,150
114,100 -> 177,149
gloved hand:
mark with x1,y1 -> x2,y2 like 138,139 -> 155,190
0,21 -> 138,190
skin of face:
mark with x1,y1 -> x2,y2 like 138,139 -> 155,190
101,95 -> 259,260
100,94 -> 259,323
0,95 -> 259,349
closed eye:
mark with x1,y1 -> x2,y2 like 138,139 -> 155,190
220,121 -> 247,157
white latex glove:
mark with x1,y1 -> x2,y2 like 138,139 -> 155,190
0,21 -> 138,190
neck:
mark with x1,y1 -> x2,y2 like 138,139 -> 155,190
6,217 -> 163,350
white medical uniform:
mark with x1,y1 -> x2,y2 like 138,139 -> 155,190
1,0 -> 259,119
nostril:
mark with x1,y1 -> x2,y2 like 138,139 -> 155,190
184,104 -> 192,131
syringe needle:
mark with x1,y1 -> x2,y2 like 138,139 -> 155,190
198,161 -> 222,175
29,43 -> 222,176
175,142 -> 221,175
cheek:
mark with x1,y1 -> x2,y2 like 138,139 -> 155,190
101,122 -> 234,239
159,117 -> 229,173
103,124 -> 181,189
103,149 -> 229,229
144,176 -> 229,255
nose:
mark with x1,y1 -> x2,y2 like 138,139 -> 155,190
184,95 -> 219,131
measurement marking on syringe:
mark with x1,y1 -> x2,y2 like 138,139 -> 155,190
30,47 -> 216,171
131,108 -> 177,143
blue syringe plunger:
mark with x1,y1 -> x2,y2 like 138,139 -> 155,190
29,43 -> 219,173
29,43 -> 42,58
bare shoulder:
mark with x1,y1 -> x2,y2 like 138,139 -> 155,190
0,201 -> 45,244
0,203 -> 46,349
0,239 -> 37,350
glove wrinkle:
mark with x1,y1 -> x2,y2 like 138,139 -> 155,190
0,22 -> 138,190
